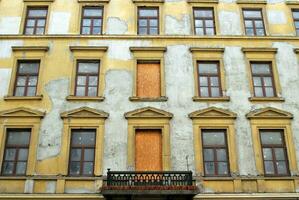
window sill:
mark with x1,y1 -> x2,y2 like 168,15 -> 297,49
129,96 -> 168,102
248,97 -> 285,102
23,0 -> 54,2
132,0 -> 164,3
77,0 -> 109,2
66,95 -> 105,101
192,96 -> 230,102
4,95 -> 43,101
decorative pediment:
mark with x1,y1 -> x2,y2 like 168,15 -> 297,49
61,107 -> 109,119
125,107 -> 173,119
188,107 -> 237,119
0,107 -> 45,118
246,107 -> 293,119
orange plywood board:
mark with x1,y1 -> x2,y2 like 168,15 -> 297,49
137,63 -> 161,98
135,129 -> 162,171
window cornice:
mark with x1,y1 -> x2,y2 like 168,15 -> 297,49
12,46 -> 49,52
242,47 -> 277,53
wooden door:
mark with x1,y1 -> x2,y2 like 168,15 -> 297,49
135,129 -> 162,171
137,63 -> 161,98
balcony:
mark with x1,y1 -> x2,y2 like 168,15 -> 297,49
101,169 -> 200,199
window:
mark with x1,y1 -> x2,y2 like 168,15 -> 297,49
292,9 -> 299,36
202,130 -> 229,176
75,61 -> 100,97
1,129 -> 31,176
136,61 -> 161,98
138,7 -> 159,35
81,6 -> 103,35
250,62 -> 276,97
260,130 -> 289,176
14,61 -> 40,97
197,62 -> 222,97
242,9 -> 265,36
69,129 -> 96,176
24,7 -> 48,35
193,8 -> 215,35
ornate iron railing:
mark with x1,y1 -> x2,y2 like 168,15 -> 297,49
106,169 -> 193,187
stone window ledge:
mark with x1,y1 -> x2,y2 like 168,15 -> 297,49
132,0 -> 164,3
4,95 -> 43,101
78,0 -> 109,2
66,95 -> 105,101
23,0 -> 54,2
192,96 -> 230,102
129,96 -> 168,102
248,97 -> 285,102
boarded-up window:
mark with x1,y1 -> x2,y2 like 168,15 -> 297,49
135,129 -> 162,171
136,62 -> 161,98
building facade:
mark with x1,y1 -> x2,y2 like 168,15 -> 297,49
0,0 -> 299,199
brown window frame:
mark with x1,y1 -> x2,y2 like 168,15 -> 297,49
80,6 -> 104,35
24,6 -> 48,35
259,130 -> 290,177
193,7 -> 216,35
1,129 -> 31,176
202,129 -> 230,177
13,60 -> 40,97
137,7 -> 159,35
74,60 -> 100,97
68,129 -> 96,177
242,8 -> 266,36
250,62 -> 276,98
197,61 -> 222,97
292,9 -> 299,36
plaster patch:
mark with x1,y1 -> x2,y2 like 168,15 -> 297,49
267,10 -> 287,24
46,181 -> 56,193
106,17 -> 128,34
218,11 -> 242,35
219,0 -> 236,2
0,40 -> 23,58
165,15 -> 191,35
0,69 -> 11,98
88,40 -> 151,60
48,12 -> 70,34
267,0 -> 284,3
24,180 -> 34,193
65,188 -> 95,194
0,17 -> 21,34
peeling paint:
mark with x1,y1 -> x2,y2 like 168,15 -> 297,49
0,40 -> 23,59
0,17 -> 21,34
106,17 -> 128,34
165,15 -> 191,35
48,12 -> 71,34
0,69 -> 11,98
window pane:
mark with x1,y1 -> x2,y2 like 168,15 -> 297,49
83,8 -> 103,17
82,27 -> 90,34
243,10 -> 262,18
37,19 -> 45,27
204,162 -> 215,175
93,19 -> 102,27
199,77 -> 208,86
72,130 -> 96,146
28,76 -> 38,86
139,27 -> 147,35
15,87 -> 25,96
27,87 -> 36,96
71,149 -> 82,161
195,20 -> 203,27
260,131 -> 283,145
16,77 -> 26,86
77,76 -> 86,86
293,11 -> 299,19
198,63 -> 218,74
255,20 -> 263,28
150,19 -> 157,26
27,19 -> 35,27
139,19 -> 147,26
276,161 -> 287,174
18,149 -> 28,160
76,86 -> 85,96
28,9 -> 47,17
210,77 -> 219,86
295,21 -> 299,28
262,148 -> 273,160
4,149 -> 16,161
274,148 -> 286,160
194,9 -> 213,18
256,28 -> 265,36
7,130 -> 30,145
83,19 -> 91,26
2,162 -> 14,175
92,27 -> 101,34
202,131 -> 225,145
211,87 -> 220,97
195,28 -> 204,35
265,87 -> 274,97
254,86 -> 263,97
139,9 -> 158,17
19,62 -> 39,74
218,162 -> 228,175
88,87 -> 97,96
16,162 -> 27,174
205,20 -> 214,27
200,87 -> 209,97
89,76 -> 98,86
203,149 -> 214,161
245,20 -> 253,28
36,28 -> 44,34
251,63 -> 271,74
78,62 -> 99,73
69,162 -> 80,175
263,77 -> 273,86
246,28 -> 254,36
149,28 -> 158,35
206,28 -> 215,35
253,77 -> 262,86
83,162 -> 94,175
216,149 -> 227,161
264,161 -> 274,174
25,28 -> 34,35
84,149 -> 95,162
